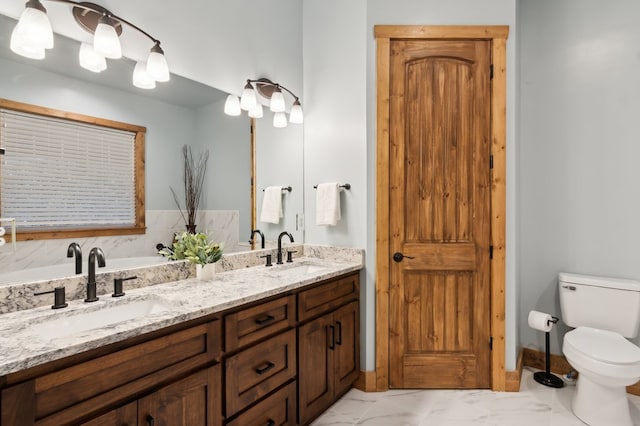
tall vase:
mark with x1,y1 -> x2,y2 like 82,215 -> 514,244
196,263 -> 215,280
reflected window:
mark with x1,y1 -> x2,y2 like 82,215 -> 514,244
0,99 -> 145,241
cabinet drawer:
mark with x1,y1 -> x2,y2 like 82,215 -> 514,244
226,382 -> 296,426
225,329 -> 296,417
225,295 -> 295,352
28,320 -> 221,425
298,273 -> 359,321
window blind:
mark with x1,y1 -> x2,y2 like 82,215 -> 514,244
0,109 -> 136,229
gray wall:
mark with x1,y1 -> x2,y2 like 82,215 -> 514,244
518,0 -> 640,354
196,99 -> 251,236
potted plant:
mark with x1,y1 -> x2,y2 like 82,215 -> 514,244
171,145 -> 209,233
160,232 -> 223,279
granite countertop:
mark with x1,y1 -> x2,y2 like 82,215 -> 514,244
0,256 -> 362,377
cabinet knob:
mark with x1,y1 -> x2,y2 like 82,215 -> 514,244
265,420 -> 276,426
146,414 -> 155,426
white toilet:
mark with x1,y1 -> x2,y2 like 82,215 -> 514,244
559,272 -> 640,426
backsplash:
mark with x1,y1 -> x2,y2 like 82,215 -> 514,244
0,210 -> 240,273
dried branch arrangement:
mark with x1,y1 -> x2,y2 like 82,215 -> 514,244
171,145 -> 209,232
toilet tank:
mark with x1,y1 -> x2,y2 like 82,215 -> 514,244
559,272 -> 640,338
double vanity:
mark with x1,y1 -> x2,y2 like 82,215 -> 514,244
0,244 -> 363,426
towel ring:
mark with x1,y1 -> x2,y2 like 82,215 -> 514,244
313,183 -> 351,190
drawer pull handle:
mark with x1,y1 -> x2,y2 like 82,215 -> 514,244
265,420 -> 276,426
146,415 -> 155,426
329,325 -> 336,350
255,361 -> 276,375
255,314 -> 276,325
336,321 -> 343,345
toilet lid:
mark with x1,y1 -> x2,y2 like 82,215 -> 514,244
566,327 -> 640,365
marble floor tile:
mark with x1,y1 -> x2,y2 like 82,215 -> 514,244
309,368 -> 640,425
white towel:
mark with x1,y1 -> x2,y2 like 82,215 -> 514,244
260,186 -> 283,224
316,182 -> 341,226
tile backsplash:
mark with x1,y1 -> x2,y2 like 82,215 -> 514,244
0,210 -> 240,273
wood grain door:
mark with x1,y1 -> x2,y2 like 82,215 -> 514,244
298,312 -> 334,425
333,301 -> 360,394
389,39 -> 492,389
138,366 -> 222,426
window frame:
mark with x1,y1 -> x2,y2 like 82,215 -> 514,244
0,98 -> 146,241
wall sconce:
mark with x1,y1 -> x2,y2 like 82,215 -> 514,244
224,78 -> 303,128
9,0 -> 170,89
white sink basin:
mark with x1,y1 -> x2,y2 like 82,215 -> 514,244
268,262 -> 331,276
31,297 -> 172,340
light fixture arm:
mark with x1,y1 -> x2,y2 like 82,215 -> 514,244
44,0 -> 160,44
247,78 -> 300,103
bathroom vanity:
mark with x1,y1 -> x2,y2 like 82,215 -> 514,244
0,247 -> 362,426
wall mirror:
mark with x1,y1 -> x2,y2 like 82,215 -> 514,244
0,12 -> 304,258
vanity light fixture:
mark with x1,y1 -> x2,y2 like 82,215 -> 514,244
225,78 -> 303,127
10,0 -> 170,89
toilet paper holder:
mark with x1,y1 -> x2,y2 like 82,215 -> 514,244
534,315 -> 564,389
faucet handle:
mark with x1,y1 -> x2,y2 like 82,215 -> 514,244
260,254 -> 273,267
286,250 -> 297,263
35,287 -> 68,309
113,276 -> 137,297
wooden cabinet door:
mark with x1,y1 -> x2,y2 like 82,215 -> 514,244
333,301 -> 360,396
81,402 -> 137,426
138,365 -> 222,426
297,313 -> 334,425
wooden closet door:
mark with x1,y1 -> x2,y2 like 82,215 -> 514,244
388,39 -> 492,389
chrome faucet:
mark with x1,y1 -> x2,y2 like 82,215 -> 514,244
67,242 -> 82,274
276,231 -> 294,264
85,247 -> 106,302
250,229 -> 265,249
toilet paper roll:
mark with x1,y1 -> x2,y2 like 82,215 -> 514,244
0,237 -> 5,247
528,310 -> 554,332
0,226 -> 5,236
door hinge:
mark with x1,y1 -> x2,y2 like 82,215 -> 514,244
489,245 -> 494,259
490,154 -> 494,169
490,337 -> 493,350
490,64 -> 494,79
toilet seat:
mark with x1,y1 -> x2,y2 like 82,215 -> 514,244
564,327 -> 640,380
566,327 -> 640,364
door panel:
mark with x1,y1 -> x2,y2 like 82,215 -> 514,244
389,39 -> 491,389
333,301 -> 360,394
297,313 -> 333,424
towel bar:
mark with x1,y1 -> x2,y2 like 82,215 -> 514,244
313,183 -> 351,190
262,186 -> 292,192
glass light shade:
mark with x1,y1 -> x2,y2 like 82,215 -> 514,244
248,103 -> 263,118
289,102 -> 304,124
10,27 -> 45,59
240,83 -> 257,111
224,95 -> 241,116
273,112 -> 287,128
93,16 -> 122,59
269,88 -> 286,113
132,61 -> 156,89
146,46 -> 170,82
79,43 -> 106,73
12,3 -> 53,51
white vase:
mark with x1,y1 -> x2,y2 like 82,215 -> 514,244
196,263 -> 215,280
